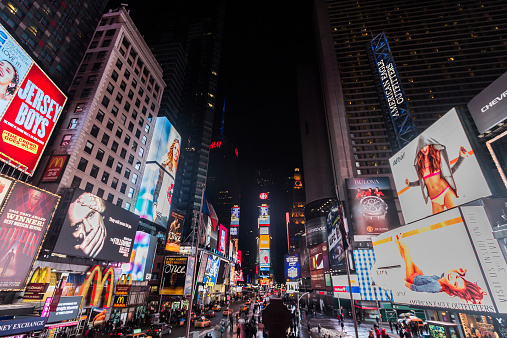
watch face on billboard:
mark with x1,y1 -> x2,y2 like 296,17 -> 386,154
0,24 -> 67,175
0,182 -> 58,290
53,189 -> 139,263
346,177 -> 400,242
390,108 -> 491,224
135,117 -> 180,226
372,208 -> 495,312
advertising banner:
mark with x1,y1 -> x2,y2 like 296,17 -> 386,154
230,227 -> 237,236
0,175 -> 13,207
260,249 -> 270,270
161,256 -> 188,295
203,255 -> 219,288
259,227 -> 269,235
468,71 -> 507,134
286,281 -> 298,293
371,208 -> 495,313
353,249 -> 392,302
309,243 -> 329,290
259,234 -> 270,249
121,231 -> 157,281
461,205 -> 507,313
0,182 -> 58,290
218,224 -> 227,255
0,317 -> 47,336
346,177 -> 400,242
53,188 -> 139,262
112,294 -> 127,308
183,256 -> 195,296
258,204 -> 270,226
390,108 -> 491,224
165,210 -> 184,252
0,24 -> 67,175
47,296 -> 82,323
284,254 -> 301,280
481,198 -> 507,264
326,202 -> 346,270
300,236 -> 311,278
216,260 -> 229,285
196,252 -> 208,283
41,155 -> 69,183
332,274 -> 360,299
231,206 -> 240,226
135,117 -> 181,227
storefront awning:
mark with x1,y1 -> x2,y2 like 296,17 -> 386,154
427,320 -> 459,327
354,305 -> 378,310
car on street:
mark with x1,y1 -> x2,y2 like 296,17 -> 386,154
194,317 -> 211,328
245,299 -> 251,305
212,304 -> 221,311
239,305 -> 248,313
147,323 -> 171,337
125,333 -> 152,338
205,309 -> 215,318
222,308 -> 233,316
110,327 -> 133,337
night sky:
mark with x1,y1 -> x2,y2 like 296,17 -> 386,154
107,0 -> 315,282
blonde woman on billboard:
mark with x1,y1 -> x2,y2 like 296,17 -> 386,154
395,234 -> 486,304
152,138 -> 179,221
0,59 -> 19,112
404,134 -> 467,214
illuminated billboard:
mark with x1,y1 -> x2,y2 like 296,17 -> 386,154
284,254 -> 301,280
346,177 -> 401,242
196,252 -> 208,283
165,210 -> 184,253
53,188 -> 139,262
161,256 -> 187,295
203,255 -> 220,287
260,249 -> 270,270
40,155 -> 69,183
218,224 -> 227,255
372,208 -> 495,312
231,206 -> 240,227
135,117 -> 181,227
0,182 -> 59,290
258,204 -> 270,226
121,231 -> 157,281
309,243 -> 330,290
390,108 -> 491,224
259,234 -> 270,249
326,202 -> 346,270
0,24 -> 67,175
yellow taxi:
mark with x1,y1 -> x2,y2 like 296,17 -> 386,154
125,334 -> 152,338
194,316 -> 211,328
223,308 -> 233,316
239,305 -> 248,313
245,299 -> 251,305
212,304 -> 221,311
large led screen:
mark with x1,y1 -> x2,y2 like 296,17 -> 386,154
203,255 -> 220,287
218,224 -> 227,255
390,108 -> 491,224
326,202 -> 346,270
284,254 -> 301,280
259,234 -> 270,249
53,189 -> 139,262
165,210 -> 184,253
260,249 -> 270,270
121,231 -> 157,281
371,208 -> 495,313
346,177 -> 401,242
0,24 -> 67,175
135,117 -> 181,226
0,182 -> 58,290
258,204 -> 270,226
161,256 -> 187,295
231,206 -> 239,227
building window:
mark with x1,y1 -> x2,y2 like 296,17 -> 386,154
124,135 -> 130,145
97,51 -> 106,59
92,62 -> 101,71
139,88 -> 144,97
111,177 -> 119,190
124,69 -> 130,79
71,176 -> 82,188
111,105 -> 119,117
85,182 -> 94,193
101,96 -> 110,108
121,114 -> 127,125
142,106 -> 147,116
112,70 -> 118,82
101,133 -> 110,146
116,162 -> 123,174
106,155 -> 114,168
135,160 -> 141,171
106,119 -> 114,131
73,77 -> 82,86
128,90 -> 134,100
120,80 -> 127,91
120,183 -> 127,194
101,171 -> 110,184
120,148 -> 127,159
102,40 -> 111,48
90,165 -> 99,178
90,124 -> 100,138
80,88 -> 90,98
135,129 -> 141,139
84,141 -> 94,154
116,58 -> 123,70
135,99 -> 141,108
107,82 -> 114,94
132,173 -> 138,184
87,75 -> 96,84
128,122 -> 134,132
128,187 -> 134,198
128,154 -> 134,165
132,141 -> 138,152
138,148 -> 144,157
124,101 -> 130,112
106,193 -> 114,202
77,157 -> 88,172
145,124 -> 150,133
111,141 -> 118,153
96,148 -> 105,161
96,110 -> 105,122
142,135 -> 147,145
132,79 -> 137,88
68,118 -> 78,129
116,92 -> 123,104
124,168 -> 131,179
125,202 -> 131,210
61,134 -> 72,146
132,110 -> 138,120
116,198 -> 123,207
96,188 -> 105,198
116,127 -> 123,139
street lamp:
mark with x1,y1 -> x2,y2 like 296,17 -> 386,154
297,292 -> 309,328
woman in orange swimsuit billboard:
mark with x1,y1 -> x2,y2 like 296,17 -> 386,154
404,134 -> 467,214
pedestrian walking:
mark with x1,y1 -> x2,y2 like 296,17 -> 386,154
236,324 -> 241,337
369,329 -> 375,338
308,321 -> 311,333
341,321 -> 345,331
318,323 -> 322,336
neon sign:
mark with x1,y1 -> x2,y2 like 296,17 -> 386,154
259,193 -> 268,200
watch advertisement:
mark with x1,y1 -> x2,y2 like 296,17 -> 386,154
389,108 -> 491,224
371,208 -> 496,313
346,177 -> 400,242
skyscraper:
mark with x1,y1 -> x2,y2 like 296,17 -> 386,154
0,0 -> 107,91
35,7 -> 165,211
287,168 -> 306,253
314,0 -> 507,178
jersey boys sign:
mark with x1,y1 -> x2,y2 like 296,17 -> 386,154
0,24 -> 67,175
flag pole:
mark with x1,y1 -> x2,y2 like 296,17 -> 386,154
185,182 -> 206,337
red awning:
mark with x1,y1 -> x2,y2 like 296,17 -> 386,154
354,305 -> 378,310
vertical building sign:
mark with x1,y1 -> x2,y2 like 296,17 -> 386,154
230,206 -> 239,238
369,32 -> 417,150
258,198 -> 270,275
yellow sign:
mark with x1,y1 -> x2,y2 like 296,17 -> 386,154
259,235 -> 270,249
78,265 -> 115,308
